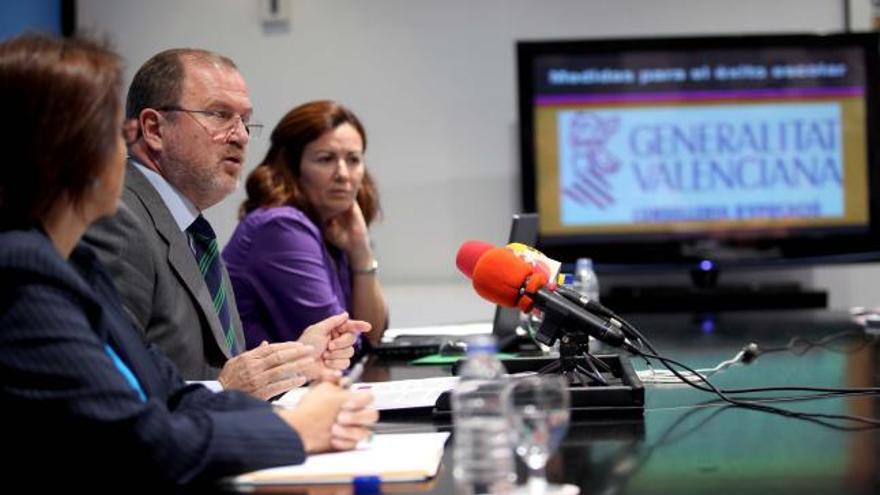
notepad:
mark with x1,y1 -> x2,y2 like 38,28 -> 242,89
275,376 -> 460,411
227,432 -> 450,486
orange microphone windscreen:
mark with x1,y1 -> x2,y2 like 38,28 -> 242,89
518,269 -> 549,312
471,247 -> 536,309
455,240 -> 496,278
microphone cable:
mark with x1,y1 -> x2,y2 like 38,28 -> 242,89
574,297 -> 880,395
535,288 -> 880,426
630,346 -> 880,430
635,329 -> 873,386
599,311 -> 880,429
524,288 -> 880,407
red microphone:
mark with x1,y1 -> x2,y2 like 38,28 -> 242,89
456,240 -> 561,288
455,240 -> 495,278
470,246 -> 628,348
471,247 -> 549,313
456,240 -> 615,321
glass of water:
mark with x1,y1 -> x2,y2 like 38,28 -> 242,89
505,374 -> 579,495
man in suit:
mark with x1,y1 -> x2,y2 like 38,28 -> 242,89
85,48 -> 367,400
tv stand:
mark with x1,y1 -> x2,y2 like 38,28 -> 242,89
602,283 -> 827,313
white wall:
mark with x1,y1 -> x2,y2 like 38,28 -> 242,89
77,0 -> 880,324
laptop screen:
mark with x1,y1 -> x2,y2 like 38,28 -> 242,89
492,213 -> 539,350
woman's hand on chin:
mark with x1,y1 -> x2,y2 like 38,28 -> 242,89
324,202 -> 371,263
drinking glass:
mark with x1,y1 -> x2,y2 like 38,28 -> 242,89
506,375 -> 579,495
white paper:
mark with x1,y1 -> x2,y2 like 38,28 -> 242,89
275,376 -> 460,411
381,321 -> 493,343
228,432 -> 451,485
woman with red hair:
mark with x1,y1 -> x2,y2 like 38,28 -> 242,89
224,100 -> 388,351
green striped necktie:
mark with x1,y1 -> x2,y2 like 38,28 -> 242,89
187,215 -> 239,355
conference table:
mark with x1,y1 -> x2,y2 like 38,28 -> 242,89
235,309 -> 880,494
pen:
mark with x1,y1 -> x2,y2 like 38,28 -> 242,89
340,360 -> 376,451
341,359 -> 366,389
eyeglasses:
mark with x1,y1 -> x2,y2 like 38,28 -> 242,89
157,106 -> 264,138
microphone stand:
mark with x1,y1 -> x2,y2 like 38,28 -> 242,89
535,316 -> 610,387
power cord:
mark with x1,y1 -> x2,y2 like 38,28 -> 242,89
636,330 -> 873,385
628,346 -> 880,430
637,346 -> 750,384
565,297 -> 880,427
528,295 -> 880,427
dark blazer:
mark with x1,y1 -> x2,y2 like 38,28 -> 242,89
84,161 -> 244,379
0,229 -> 304,487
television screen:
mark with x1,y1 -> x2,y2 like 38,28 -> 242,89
0,0 -> 73,41
518,33 -> 880,271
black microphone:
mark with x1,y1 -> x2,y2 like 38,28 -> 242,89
554,284 -> 616,319
555,284 -> 645,345
528,287 -> 628,349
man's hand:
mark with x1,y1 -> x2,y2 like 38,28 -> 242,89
218,341 -> 319,400
328,390 -> 377,450
277,380 -> 378,454
298,313 -> 371,373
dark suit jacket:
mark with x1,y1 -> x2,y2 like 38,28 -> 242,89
84,161 -> 244,379
0,229 -> 304,487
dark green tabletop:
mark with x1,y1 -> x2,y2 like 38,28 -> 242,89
363,309 -> 880,495
227,309 -> 878,494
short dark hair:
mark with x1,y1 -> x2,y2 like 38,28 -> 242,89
0,34 -> 123,230
241,100 -> 381,225
126,48 -> 238,120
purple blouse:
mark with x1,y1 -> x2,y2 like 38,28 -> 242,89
222,207 -> 352,349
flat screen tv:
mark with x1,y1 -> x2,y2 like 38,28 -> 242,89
518,32 -> 880,273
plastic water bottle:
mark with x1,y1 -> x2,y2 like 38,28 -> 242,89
572,258 -> 601,353
452,335 -> 515,494
573,257 -> 600,302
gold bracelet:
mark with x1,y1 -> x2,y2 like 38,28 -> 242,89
353,258 -> 378,275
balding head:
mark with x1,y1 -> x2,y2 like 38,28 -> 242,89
126,48 -> 238,121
